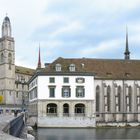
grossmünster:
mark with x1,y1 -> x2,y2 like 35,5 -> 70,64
1,15 -> 140,127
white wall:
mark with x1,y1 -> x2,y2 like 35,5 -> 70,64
37,75 -> 94,100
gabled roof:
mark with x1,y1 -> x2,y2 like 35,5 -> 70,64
15,65 -> 35,76
41,57 -> 140,80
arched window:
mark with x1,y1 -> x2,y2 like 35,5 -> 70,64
117,86 -> 121,112
63,103 -> 69,116
1,53 -> 4,63
127,86 -> 132,112
75,103 -> 85,116
8,53 -> 12,70
107,86 -> 111,112
96,85 -> 100,112
46,103 -> 57,116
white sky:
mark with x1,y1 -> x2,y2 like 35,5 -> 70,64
1,0 -> 140,68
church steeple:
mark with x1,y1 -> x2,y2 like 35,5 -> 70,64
124,27 -> 130,60
37,45 -> 41,68
2,15 -> 12,37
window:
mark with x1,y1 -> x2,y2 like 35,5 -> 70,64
62,86 -> 71,97
75,104 -> 85,116
34,88 -> 37,98
69,64 -> 75,72
126,86 -> 132,112
49,87 -> 55,97
116,86 -> 121,112
29,87 -> 37,100
63,77 -> 69,83
1,53 -> 4,63
49,77 -> 55,83
96,85 -> 100,112
8,53 -> 12,70
55,64 -> 61,72
76,78 -> 85,83
30,91 -> 33,100
106,86 -> 111,112
16,92 -> 18,98
16,83 -> 18,89
47,103 -> 57,116
76,86 -> 85,97
63,103 -> 69,116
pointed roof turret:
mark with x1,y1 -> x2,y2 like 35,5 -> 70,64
2,14 -> 12,37
37,45 -> 41,68
124,27 -> 130,60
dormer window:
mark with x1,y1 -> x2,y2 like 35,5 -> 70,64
69,64 -> 75,72
55,63 -> 61,72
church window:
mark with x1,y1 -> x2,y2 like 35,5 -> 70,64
8,42 -> 11,49
9,91 -> 11,96
96,85 -> 100,112
16,83 -> 18,89
16,92 -> 18,98
107,86 -> 111,112
1,53 -> 4,63
137,87 -> 140,111
116,86 -> 121,112
8,53 -> 12,70
126,86 -> 132,112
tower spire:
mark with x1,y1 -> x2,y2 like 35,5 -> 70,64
37,44 -> 41,68
2,15 -> 12,37
124,27 -> 130,60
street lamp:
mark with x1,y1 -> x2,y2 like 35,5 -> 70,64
21,77 -> 25,112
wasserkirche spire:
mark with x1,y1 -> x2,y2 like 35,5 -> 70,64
124,27 -> 130,60
37,45 -> 41,68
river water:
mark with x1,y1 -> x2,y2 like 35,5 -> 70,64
34,128 -> 140,140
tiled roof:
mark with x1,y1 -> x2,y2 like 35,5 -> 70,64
43,57 -> 140,80
15,65 -> 35,76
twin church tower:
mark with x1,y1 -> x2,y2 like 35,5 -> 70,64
0,16 -> 34,110
0,16 -> 15,105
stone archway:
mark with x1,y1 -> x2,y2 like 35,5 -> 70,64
46,103 -> 57,116
75,103 -> 85,116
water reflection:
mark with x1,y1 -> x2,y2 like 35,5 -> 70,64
36,128 -> 140,140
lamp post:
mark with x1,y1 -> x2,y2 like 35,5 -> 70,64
21,77 -> 25,112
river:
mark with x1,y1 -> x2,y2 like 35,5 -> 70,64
34,128 -> 140,140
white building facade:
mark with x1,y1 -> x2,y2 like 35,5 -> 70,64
29,56 -> 140,127
29,69 -> 95,127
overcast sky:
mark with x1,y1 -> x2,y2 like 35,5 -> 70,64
1,0 -> 140,68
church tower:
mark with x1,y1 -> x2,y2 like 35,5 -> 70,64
124,28 -> 130,60
0,16 -> 15,105
37,46 -> 41,69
